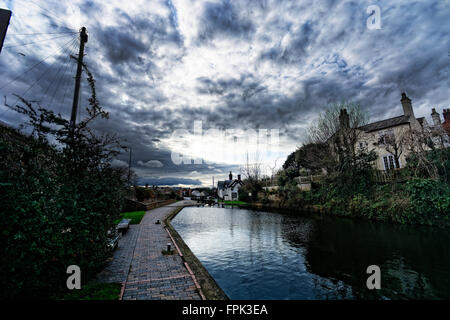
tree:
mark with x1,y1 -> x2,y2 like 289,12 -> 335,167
307,101 -> 369,144
282,150 -> 301,171
372,127 -> 407,170
403,127 -> 449,181
307,101 -> 370,173
296,142 -> 333,173
239,152 -> 263,202
0,63 -> 129,298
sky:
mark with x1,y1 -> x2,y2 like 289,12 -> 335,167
0,0 -> 449,187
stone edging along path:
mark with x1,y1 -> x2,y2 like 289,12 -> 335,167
164,203 -> 229,300
96,200 -> 228,300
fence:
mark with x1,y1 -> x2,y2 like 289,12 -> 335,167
292,170 -> 408,185
371,168 -> 408,183
294,175 -> 325,184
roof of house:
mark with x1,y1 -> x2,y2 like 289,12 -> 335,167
217,179 -> 242,190
417,117 -> 426,126
358,115 -> 411,132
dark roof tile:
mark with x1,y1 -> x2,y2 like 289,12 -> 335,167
358,115 -> 411,132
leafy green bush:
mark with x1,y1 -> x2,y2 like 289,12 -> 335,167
405,148 -> 450,183
135,186 -> 153,202
61,282 -> 121,300
0,68 -> 129,298
405,179 -> 450,224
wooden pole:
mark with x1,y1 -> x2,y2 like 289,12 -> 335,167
70,27 -> 88,129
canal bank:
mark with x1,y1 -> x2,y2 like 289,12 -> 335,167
229,198 -> 450,229
164,204 -> 229,300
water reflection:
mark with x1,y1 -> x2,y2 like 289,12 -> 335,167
172,207 -> 450,300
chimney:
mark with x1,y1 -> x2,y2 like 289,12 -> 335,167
442,109 -> 450,136
431,108 -> 441,125
237,174 -> 241,181
229,171 -> 232,180
443,109 -> 450,122
339,109 -> 349,129
401,92 -> 414,117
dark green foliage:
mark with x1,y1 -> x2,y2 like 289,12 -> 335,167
405,148 -> 450,183
281,143 -> 332,175
61,282 -> 121,300
238,188 -> 251,202
135,186 -> 153,202
282,150 -> 301,171
240,180 -> 263,203
405,179 -> 450,224
277,167 -> 299,187
313,148 -> 377,200
277,142 -> 450,226
296,142 -> 333,173
0,66 -> 129,298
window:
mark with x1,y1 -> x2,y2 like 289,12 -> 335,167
232,192 -> 237,199
382,155 -> 400,170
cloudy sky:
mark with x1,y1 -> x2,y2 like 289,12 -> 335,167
0,0 -> 449,187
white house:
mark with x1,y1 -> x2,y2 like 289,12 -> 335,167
217,172 -> 243,201
330,93 -> 450,171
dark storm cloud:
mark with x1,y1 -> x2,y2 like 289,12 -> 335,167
197,0 -> 255,42
259,20 -> 318,64
98,28 -> 148,64
196,73 -> 265,98
138,177 -> 202,186
1,0 -> 449,185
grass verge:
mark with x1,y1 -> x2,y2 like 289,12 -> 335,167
114,211 -> 146,224
61,282 -> 122,300
219,200 -> 248,205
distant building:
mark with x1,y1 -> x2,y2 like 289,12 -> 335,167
191,189 -> 207,200
217,171 -> 243,201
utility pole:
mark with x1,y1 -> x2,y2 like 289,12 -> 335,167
70,26 -> 88,129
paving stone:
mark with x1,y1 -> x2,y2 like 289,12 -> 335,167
96,200 -> 201,300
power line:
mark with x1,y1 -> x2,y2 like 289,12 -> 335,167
40,37 -> 78,99
47,41 -> 80,112
50,57 -> 74,113
7,32 -> 78,36
0,36 -> 78,91
7,37 -> 79,109
39,43 -> 78,114
2,33 -> 76,49
21,0 -> 75,29
20,39 -> 78,99
59,58 -> 77,115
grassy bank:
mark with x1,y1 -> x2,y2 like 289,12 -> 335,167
60,283 -> 122,300
269,178 -> 450,227
114,210 -> 146,224
218,200 -> 248,205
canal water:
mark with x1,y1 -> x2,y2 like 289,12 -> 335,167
172,206 -> 450,300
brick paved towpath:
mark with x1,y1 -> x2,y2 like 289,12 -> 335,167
96,200 -> 202,300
